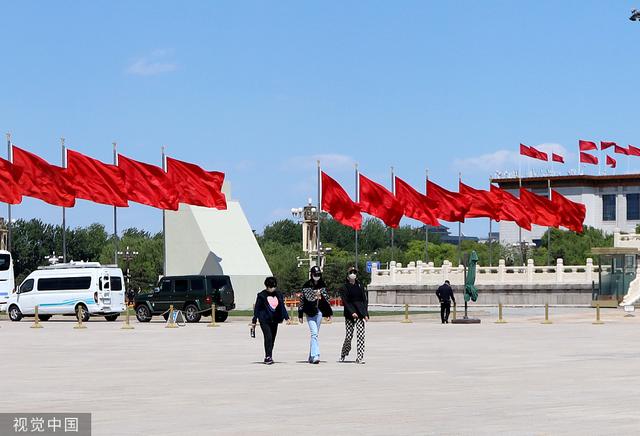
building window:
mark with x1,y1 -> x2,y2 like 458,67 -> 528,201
628,194 -> 640,221
602,195 -> 616,221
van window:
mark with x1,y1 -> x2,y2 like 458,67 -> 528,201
191,278 -> 204,291
210,277 -> 228,290
20,279 -> 34,293
0,254 -> 10,271
38,277 -> 92,291
174,279 -> 188,293
111,277 -> 123,291
161,280 -> 171,293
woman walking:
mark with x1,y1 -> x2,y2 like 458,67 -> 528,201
339,267 -> 368,364
298,266 -> 333,364
251,276 -> 289,365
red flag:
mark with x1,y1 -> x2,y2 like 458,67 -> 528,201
551,190 -> 585,233
520,143 -> 535,158
614,145 -> 629,155
426,180 -> 469,222
579,152 -> 598,165
118,154 -> 178,210
490,185 -> 532,230
628,145 -> 640,156
606,155 -> 616,168
359,174 -> 403,228
579,140 -> 597,151
529,145 -> 548,161
600,141 -> 616,150
394,177 -> 439,226
552,153 -> 564,163
321,172 -> 362,230
67,150 -> 128,207
519,188 -> 560,227
13,146 -> 75,207
166,157 -> 227,209
0,157 -> 23,204
459,181 -> 500,220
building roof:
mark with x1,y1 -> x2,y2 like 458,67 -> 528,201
492,173 -> 640,190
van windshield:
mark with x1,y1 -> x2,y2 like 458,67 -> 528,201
0,254 -> 10,271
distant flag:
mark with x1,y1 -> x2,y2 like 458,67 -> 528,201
519,143 -> 548,161
606,155 -> 616,168
579,152 -> 598,165
600,141 -> 617,150
614,145 -> 629,155
579,140 -> 597,151
552,153 -> 564,163
628,145 -> 640,156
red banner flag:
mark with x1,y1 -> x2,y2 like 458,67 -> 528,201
394,177 -> 439,226
118,154 -> 178,210
489,185 -> 532,230
0,157 -> 23,204
579,140 -> 597,151
529,145 -> 549,161
606,155 -> 616,168
321,172 -> 362,230
359,174 -> 403,228
459,181 -> 500,220
552,153 -> 564,163
519,188 -> 560,227
614,145 -> 629,155
426,180 -> 469,222
628,145 -> 640,156
551,190 -> 585,233
13,146 -> 75,207
600,141 -> 616,150
67,150 -> 128,207
579,152 -> 598,165
166,157 -> 227,209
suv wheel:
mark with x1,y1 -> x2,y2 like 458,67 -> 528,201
136,305 -> 152,322
184,304 -> 201,323
214,310 -> 229,323
75,304 -> 90,322
8,305 -> 22,322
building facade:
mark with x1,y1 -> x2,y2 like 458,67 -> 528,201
493,174 -> 640,244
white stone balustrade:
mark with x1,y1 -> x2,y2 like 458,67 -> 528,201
614,231 -> 640,250
370,257 -> 596,286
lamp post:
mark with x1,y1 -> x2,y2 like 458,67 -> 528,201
44,251 -> 64,266
117,246 -> 139,290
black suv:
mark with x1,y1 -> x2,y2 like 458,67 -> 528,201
134,275 -> 235,323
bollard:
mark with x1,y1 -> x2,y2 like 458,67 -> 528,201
286,303 -> 295,325
495,303 -> 507,324
166,304 -> 178,328
541,303 -> 553,324
74,306 -> 87,329
121,304 -> 134,330
452,302 -> 457,321
207,307 -> 219,328
31,305 -> 43,329
592,303 -> 604,325
400,303 -> 413,324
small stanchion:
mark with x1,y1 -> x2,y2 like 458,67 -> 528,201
452,302 -> 457,321
74,306 -> 87,329
286,303 -> 296,325
31,305 -> 43,329
166,304 -> 178,328
541,303 -> 553,324
207,307 -> 219,328
121,304 -> 134,330
400,303 -> 413,323
495,303 -> 507,324
592,303 -> 604,325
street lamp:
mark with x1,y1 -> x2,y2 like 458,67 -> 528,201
45,251 -> 64,265
631,9 -> 640,21
116,246 -> 139,290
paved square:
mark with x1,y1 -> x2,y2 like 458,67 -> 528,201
2,308 -> 639,435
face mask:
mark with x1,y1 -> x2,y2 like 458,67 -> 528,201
267,287 -> 276,293
312,275 -> 321,281
348,273 -> 357,280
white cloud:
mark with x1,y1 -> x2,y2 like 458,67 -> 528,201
283,153 -> 355,172
126,49 -> 178,76
453,143 -> 573,173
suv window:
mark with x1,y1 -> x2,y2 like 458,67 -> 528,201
161,280 -> 171,293
20,279 -> 34,293
174,279 -> 189,293
191,278 -> 204,291
210,277 -> 228,290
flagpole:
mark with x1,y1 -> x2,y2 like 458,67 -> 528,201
354,163 -> 359,269
61,137 -> 67,263
390,166 -> 395,262
425,169 -> 429,263
518,176 -> 523,266
113,142 -> 119,265
316,160 -> 321,269
6,132 -> 12,252
162,146 -> 167,276
547,178 -> 551,266
457,172 -> 462,266
488,177 -> 492,267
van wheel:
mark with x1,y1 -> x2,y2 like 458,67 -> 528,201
75,305 -> 90,322
104,314 -> 119,322
8,305 -> 22,322
38,314 -> 52,321
214,310 -> 229,323
184,304 -> 201,323
135,305 -> 152,322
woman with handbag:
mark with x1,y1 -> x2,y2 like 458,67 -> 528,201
298,266 -> 333,364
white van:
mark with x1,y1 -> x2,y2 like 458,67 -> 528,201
0,250 -> 15,312
6,261 -> 126,322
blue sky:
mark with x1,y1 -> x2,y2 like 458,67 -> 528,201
1,1 -> 640,238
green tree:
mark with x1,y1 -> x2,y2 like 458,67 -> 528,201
260,220 -> 301,246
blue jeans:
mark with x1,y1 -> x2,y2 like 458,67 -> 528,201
307,311 -> 323,359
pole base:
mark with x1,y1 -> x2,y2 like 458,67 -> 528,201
121,325 -> 135,330
400,319 -> 413,324
73,324 -> 87,330
451,318 -> 481,324
592,321 -> 604,325
165,323 -> 178,329
30,324 -> 43,329
207,323 -> 220,328
494,319 -> 507,324
541,320 -> 553,324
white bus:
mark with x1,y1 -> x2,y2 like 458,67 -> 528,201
6,261 -> 126,322
0,250 -> 15,312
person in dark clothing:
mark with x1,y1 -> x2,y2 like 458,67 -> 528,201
339,267 -> 369,364
436,280 -> 456,324
298,266 -> 333,364
251,277 -> 290,364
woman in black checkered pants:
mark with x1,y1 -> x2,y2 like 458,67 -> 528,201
339,267 -> 369,364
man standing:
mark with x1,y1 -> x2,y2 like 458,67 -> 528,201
436,280 -> 456,324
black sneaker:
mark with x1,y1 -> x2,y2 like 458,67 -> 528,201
311,357 -> 320,364
355,359 -> 366,364
264,357 -> 274,365
339,356 -> 346,362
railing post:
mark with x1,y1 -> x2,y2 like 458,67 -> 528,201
556,258 -> 564,284
586,258 -> 593,284
527,259 -> 534,284
498,259 -> 506,283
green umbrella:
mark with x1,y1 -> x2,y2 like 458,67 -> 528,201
464,250 -> 479,303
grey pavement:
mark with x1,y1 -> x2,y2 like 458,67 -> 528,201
2,308 -> 640,435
